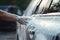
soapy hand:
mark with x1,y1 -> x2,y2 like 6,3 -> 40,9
16,16 -> 31,25
17,18 -> 28,25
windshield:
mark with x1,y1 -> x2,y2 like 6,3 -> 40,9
24,0 -> 60,16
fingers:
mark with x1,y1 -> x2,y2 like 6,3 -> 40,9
18,18 -> 28,25
16,16 -> 32,25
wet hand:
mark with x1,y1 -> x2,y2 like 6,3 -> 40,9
17,18 -> 28,25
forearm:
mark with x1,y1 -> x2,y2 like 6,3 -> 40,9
0,10 -> 18,21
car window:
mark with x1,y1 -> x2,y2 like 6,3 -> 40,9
17,9 -> 22,16
24,0 -> 60,16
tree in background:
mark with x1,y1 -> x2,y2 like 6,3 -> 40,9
16,0 -> 30,11
49,0 -> 60,12
0,0 -> 30,11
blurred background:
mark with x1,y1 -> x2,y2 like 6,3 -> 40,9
0,0 -> 30,11
0,0 -> 60,14
0,0 -> 60,40
0,0 -> 31,40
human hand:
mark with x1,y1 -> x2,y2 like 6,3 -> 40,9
17,18 -> 28,25
16,16 -> 29,25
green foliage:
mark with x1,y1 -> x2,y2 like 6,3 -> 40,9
0,0 -> 30,11
49,1 -> 60,12
16,0 -> 30,11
